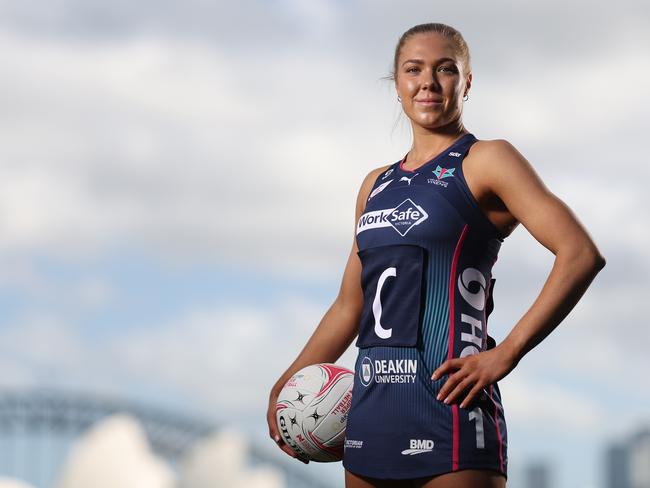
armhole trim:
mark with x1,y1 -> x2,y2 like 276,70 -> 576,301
456,144 -> 506,242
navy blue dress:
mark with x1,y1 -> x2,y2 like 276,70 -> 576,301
342,133 -> 508,480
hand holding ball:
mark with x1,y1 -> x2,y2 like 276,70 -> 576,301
275,363 -> 354,462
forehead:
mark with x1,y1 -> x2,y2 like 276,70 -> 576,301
399,32 -> 459,62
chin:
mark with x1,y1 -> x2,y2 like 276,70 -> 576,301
415,118 -> 444,129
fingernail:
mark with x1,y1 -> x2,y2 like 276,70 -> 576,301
274,435 -> 280,442
444,397 -> 450,404
431,373 -> 437,380
436,393 -> 442,400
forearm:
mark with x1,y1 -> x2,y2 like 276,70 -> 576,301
500,247 -> 606,365
270,300 -> 360,395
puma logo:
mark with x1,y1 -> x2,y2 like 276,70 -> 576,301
399,173 -> 419,185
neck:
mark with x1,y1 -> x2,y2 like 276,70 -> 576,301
407,119 -> 468,165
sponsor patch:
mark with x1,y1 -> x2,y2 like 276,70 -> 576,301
344,439 -> 364,449
357,198 -> 428,237
358,356 -> 417,386
368,179 -> 393,201
401,439 -> 435,455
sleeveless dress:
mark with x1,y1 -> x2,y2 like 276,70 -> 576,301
342,133 -> 508,480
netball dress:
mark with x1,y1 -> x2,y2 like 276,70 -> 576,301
342,133 -> 508,480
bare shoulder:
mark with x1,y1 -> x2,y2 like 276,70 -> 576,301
469,138 -> 529,168
364,163 -> 393,185
467,138 -> 550,196
357,163 -> 393,205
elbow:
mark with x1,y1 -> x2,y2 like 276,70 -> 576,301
587,241 -> 606,272
560,241 -> 606,275
582,246 -> 606,276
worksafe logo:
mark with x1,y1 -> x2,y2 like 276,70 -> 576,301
356,198 -> 428,237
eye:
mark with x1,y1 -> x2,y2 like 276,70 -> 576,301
406,66 -> 420,73
438,65 -> 458,73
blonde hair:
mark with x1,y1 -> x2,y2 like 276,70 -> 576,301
388,23 -> 471,81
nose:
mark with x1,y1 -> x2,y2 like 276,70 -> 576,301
422,69 -> 440,91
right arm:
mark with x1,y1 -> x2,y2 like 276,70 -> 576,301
266,165 -> 389,460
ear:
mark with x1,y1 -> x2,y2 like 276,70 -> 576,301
464,72 -> 472,95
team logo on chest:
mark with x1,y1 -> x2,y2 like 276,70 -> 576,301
427,165 -> 456,188
357,198 -> 428,237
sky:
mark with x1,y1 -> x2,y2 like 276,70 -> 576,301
0,0 -> 649,487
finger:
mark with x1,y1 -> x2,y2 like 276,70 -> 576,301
441,374 -> 474,404
432,358 -> 464,380
269,425 -> 299,458
460,382 -> 485,409
281,444 -> 299,458
275,438 -> 299,458
269,424 -> 285,447
436,370 -> 465,401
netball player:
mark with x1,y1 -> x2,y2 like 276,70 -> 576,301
267,23 -> 605,488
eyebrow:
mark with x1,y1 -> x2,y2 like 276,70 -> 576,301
401,57 -> 457,67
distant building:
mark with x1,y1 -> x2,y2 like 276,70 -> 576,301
605,427 -> 650,488
629,429 -> 650,488
525,461 -> 551,488
605,443 -> 630,488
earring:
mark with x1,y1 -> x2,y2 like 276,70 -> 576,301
397,95 -> 402,103
463,93 -> 469,101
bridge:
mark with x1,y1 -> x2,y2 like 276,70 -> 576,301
0,389 -> 335,488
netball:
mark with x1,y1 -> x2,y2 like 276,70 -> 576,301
275,363 -> 353,462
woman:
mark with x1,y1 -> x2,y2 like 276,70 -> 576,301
266,22 -> 605,488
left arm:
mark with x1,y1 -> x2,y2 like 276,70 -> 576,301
432,139 -> 606,409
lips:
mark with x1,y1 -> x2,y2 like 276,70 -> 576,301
415,98 -> 443,108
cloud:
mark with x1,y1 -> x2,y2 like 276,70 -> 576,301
107,295 -> 359,414
179,428 -> 284,488
499,374 -> 607,432
56,414 -> 175,488
1,21 -> 647,281
0,478 -> 36,488
52,415 -> 285,488
0,290 -> 358,418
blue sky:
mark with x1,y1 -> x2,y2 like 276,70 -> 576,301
0,1 -> 649,487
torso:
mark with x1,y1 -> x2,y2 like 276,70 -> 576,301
345,132 -> 509,478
